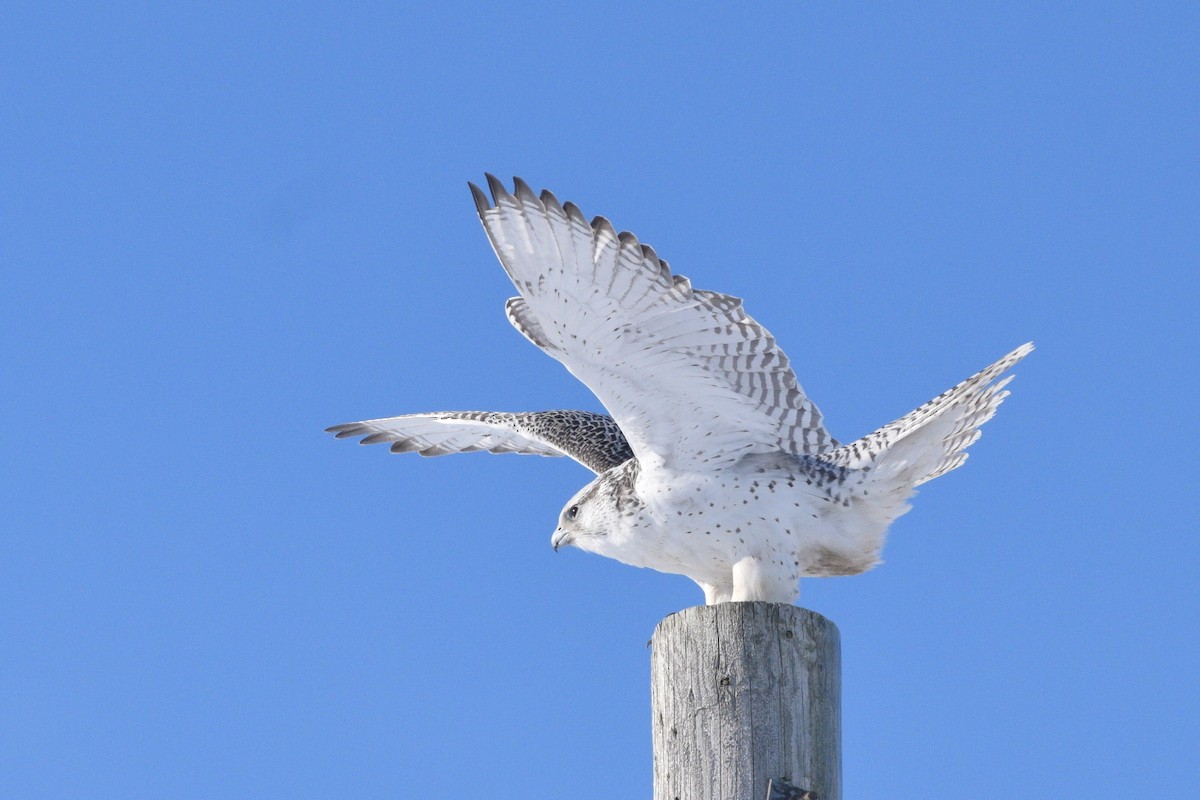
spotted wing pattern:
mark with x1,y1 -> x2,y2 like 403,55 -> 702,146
822,343 -> 1034,485
325,410 -> 633,474
473,175 -> 836,473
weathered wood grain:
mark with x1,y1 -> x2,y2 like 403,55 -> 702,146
650,603 -> 841,800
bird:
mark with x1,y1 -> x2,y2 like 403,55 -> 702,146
326,175 -> 1032,604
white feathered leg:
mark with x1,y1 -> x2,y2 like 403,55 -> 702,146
730,556 -> 799,603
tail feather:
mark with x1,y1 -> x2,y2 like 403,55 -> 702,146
826,342 -> 1033,488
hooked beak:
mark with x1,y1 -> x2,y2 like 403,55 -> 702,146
552,527 -> 574,552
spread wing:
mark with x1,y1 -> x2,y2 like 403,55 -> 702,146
472,175 -> 836,473
820,343 -> 1034,483
325,410 -> 633,474
790,343 -> 1034,531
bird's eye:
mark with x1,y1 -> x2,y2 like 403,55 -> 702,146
566,505 -> 580,520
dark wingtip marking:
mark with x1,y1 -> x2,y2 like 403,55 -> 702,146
325,422 -> 361,436
512,176 -> 539,204
540,189 -> 563,214
617,230 -> 638,246
563,201 -> 588,225
591,215 -> 616,236
469,182 -> 490,214
485,173 -> 512,203
360,432 -> 393,446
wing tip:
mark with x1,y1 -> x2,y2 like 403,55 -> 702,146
512,176 -> 539,204
1007,341 -> 1035,361
468,181 -> 490,214
359,432 -> 394,446
539,188 -> 564,215
485,173 -> 512,204
987,341 -> 1035,381
591,215 -> 616,237
562,201 -> 588,226
325,422 -> 361,438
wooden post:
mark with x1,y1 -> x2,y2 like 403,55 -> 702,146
650,603 -> 841,800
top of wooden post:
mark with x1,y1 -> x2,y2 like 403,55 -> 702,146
650,602 -> 841,800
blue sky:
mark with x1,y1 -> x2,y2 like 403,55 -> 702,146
2,3 -> 1197,797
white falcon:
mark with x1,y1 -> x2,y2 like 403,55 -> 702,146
328,176 -> 1032,604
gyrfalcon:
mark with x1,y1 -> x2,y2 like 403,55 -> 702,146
327,176 -> 1032,604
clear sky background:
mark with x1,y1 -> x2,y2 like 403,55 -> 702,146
3,3 -> 1197,798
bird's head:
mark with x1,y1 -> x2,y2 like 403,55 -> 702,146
551,463 -> 639,554
551,482 -> 606,553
